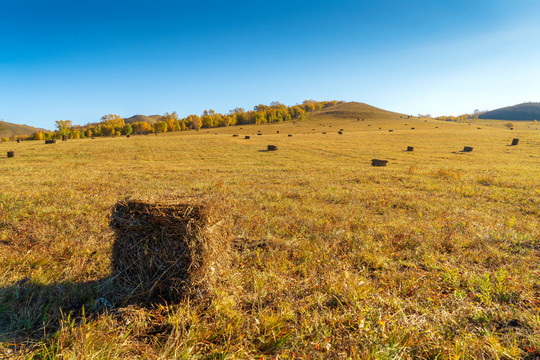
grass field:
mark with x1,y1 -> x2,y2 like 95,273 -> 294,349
1,106 -> 539,359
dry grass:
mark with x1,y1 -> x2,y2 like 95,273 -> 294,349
0,113 -> 539,359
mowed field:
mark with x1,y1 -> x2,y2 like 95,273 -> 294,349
1,109 -> 539,359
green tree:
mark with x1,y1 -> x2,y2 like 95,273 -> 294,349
55,120 -> 73,136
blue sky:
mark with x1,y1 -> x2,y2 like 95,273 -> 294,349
1,0 -> 540,129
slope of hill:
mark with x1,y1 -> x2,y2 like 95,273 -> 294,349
124,114 -> 164,124
311,101 -> 405,119
0,120 -> 46,137
479,102 -> 540,121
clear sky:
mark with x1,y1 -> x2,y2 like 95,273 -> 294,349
1,0 -> 540,129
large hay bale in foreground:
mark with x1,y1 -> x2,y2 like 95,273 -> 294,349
110,196 -> 231,303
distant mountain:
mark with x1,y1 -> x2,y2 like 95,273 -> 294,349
311,101 -> 404,119
479,102 -> 540,121
124,115 -> 164,124
0,120 -> 46,137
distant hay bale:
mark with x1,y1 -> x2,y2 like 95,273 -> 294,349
276,131 -> 279,134
411,128 -> 415,130
45,139 -> 56,144
7,151 -> 15,158
477,127 -> 481,130
232,134 -> 239,137
288,134 -> 293,137
462,146 -> 473,152
389,130 -> 393,132
510,128 -> 513,130
371,159 -> 388,167
267,145 -> 278,151
245,136 -> 250,139
126,134 -> 131,138
17,139 -> 20,143
62,135 -> 68,141
110,196 -> 232,304
511,138 -> 519,146
338,131 -> 343,135
406,146 -> 414,152
322,132 -> 326,134
257,133 -> 262,136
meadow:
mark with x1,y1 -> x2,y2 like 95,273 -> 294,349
0,105 -> 539,359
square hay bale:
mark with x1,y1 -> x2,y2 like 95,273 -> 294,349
110,196 -> 231,304
371,159 -> 388,167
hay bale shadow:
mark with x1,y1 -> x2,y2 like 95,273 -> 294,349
0,278 -> 109,344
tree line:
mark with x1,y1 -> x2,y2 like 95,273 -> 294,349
23,100 -> 341,141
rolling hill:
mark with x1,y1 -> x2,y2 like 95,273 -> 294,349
311,101 -> 405,119
478,102 -> 540,121
123,114 -> 164,124
0,120 -> 46,137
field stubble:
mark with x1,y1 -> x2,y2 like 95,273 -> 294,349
0,116 -> 539,359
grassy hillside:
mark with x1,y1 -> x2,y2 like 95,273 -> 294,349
0,120 -> 45,137
0,113 -> 539,359
311,101 -> 405,120
124,114 -> 164,124
479,102 -> 540,121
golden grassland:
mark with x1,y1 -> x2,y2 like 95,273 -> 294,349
0,111 -> 539,359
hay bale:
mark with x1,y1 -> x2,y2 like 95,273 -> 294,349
462,146 -> 473,152
127,135 -> 131,138
406,146 -> 414,152
62,135 -> 68,141
288,134 -> 293,137
17,139 -> 20,143
45,139 -> 56,144
276,131 -> 279,134
232,134 -> 239,137
510,128 -> 513,130
388,130 -> 393,132
371,159 -> 388,167
245,136 -> 250,139
511,138 -> 519,146
322,132 -> 326,134
257,133 -> 262,136
110,196 -> 231,303
7,151 -> 15,158
411,128 -> 415,130
338,131 -> 343,135
267,145 -> 278,151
